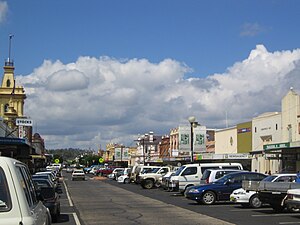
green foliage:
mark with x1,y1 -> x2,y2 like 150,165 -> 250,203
46,148 -> 97,165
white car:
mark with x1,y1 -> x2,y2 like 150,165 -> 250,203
117,174 -> 131,184
230,173 -> 297,208
71,169 -> 85,181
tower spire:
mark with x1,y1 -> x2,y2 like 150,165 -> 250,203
6,34 -> 14,66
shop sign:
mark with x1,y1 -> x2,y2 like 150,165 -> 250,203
263,142 -> 290,150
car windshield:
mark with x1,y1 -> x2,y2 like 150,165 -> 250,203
174,166 -> 185,176
150,168 -> 160,173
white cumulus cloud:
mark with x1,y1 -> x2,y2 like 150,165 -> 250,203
16,46 -> 300,149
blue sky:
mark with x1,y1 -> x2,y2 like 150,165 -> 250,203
1,1 -> 300,150
1,1 -> 299,77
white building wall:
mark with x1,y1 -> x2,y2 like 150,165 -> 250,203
215,127 -> 237,154
252,112 -> 282,151
281,88 -> 300,142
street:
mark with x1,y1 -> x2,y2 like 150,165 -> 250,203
58,171 -> 300,225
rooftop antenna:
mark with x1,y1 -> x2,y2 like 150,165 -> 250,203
6,34 -> 14,66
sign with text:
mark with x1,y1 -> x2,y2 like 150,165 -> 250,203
16,118 -> 33,127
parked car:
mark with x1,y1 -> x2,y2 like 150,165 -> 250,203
0,156 -> 51,225
230,173 -> 297,208
33,178 -> 61,222
107,168 -> 125,180
117,174 -> 131,184
140,167 -> 171,189
71,169 -> 85,181
170,162 -> 244,193
184,171 -> 266,205
200,169 -> 243,184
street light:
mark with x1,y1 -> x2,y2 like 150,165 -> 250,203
188,116 -> 198,163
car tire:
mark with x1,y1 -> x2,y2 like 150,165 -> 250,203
124,178 -> 130,184
141,179 -> 154,189
201,191 -> 216,205
249,194 -> 262,208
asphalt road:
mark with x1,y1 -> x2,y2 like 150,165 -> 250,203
57,171 -> 300,225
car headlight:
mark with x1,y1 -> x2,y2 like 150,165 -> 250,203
188,188 -> 200,193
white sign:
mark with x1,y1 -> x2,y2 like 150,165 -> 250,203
16,118 -> 33,126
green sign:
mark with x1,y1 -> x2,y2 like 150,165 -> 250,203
99,158 -> 104,163
263,142 -> 290,150
54,159 -> 60,163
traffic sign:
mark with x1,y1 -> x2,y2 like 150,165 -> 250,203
99,158 -> 104,163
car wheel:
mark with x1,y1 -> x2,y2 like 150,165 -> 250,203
142,179 -> 154,189
249,194 -> 262,208
124,178 -> 130,184
202,191 -> 216,205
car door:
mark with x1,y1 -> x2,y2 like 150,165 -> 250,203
181,166 -> 199,187
219,174 -> 244,200
17,165 -> 48,225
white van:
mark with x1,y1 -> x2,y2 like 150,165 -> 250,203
169,162 -> 243,193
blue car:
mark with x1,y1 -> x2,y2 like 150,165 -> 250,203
184,171 -> 266,205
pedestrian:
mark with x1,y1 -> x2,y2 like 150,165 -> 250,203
268,170 -> 271,175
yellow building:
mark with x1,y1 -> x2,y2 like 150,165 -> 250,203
0,60 -> 26,128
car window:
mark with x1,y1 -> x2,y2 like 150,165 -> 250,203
200,166 -> 219,174
182,167 -> 197,176
16,166 -> 38,207
245,173 -> 266,181
0,167 -> 12,212
201,170 -> 211,180
275,176 -> 296,182
231,174 -> 244,183
215,171 -> 234,179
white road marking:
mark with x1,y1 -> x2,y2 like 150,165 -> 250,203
252,213 -> 298,217
62,179 -> 73,206
63,213 -> 82,225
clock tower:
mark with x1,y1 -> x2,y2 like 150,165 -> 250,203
0,35 -> 26,128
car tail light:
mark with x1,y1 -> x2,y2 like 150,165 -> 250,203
206,178 -> 209,184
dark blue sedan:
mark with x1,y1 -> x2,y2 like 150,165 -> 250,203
184,171 -> 266,205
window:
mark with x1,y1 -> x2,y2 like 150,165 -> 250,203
182,167 -> 197,176
0,167 -> 12,212
255,127 -> 257,133
4,104 -> 9,113
6,79 -> 10,87
276,124 -> 278,130
16,165 -> 38,208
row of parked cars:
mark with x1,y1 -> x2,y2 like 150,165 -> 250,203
99,162 -> 300,213
0,156 -> 64,225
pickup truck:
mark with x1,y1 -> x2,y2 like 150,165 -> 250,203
139,167 -> 171,189
245,180 -> 300,212
0,156 -> 52,225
